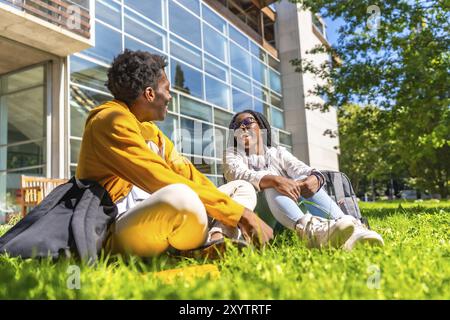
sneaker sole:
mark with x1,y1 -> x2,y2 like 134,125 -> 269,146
327,221 -> 355,248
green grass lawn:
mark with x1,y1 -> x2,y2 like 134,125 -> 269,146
0,200 -> 449,299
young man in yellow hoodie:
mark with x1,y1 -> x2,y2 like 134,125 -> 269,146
76,49 -> 273,257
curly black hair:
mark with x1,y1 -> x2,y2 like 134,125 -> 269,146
228,109 -> 272,149
106,49 -> 167,106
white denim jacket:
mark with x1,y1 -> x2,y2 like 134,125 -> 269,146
224,145 -> 324,191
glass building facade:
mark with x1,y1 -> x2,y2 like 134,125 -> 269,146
70,0 -> 291,185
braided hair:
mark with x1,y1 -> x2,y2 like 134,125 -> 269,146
228,109 -> 272,150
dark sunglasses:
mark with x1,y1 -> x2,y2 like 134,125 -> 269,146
233,117 -> 258,130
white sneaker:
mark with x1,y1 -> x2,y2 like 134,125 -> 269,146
340,216 -> 385,250
295,214 -> 355,248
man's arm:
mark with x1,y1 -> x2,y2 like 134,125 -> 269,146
91,111 -> 244,227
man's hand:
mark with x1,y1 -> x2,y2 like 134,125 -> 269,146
238,208 -> 273,247
296,175 -> 320,198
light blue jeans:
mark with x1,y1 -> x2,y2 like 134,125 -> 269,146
263,188 -> 346,230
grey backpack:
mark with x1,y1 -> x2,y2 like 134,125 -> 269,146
321,170 -> 370,228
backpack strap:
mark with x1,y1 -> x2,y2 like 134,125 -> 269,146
332,171 -> 346,202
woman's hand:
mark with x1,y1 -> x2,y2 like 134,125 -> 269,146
296,175 -> 320,198
272,176 -> 302,201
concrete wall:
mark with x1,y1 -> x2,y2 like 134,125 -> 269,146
276,0 -> 340,171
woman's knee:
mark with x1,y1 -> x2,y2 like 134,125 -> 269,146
226,180 -> 257,210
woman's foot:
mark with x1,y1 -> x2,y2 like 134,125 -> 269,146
295,214 -> 355,248
340,216 -> 384,250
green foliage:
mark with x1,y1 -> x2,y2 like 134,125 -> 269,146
290,0 -> 450,197
0,201 -> 449,299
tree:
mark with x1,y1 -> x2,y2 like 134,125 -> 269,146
174,64 -> 190,94
290,0 -> 450,197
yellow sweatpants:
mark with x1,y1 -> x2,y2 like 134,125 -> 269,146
109,181 -> 256,257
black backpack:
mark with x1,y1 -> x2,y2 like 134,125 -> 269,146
321,170 -> 370,228
0,177 -> 118,264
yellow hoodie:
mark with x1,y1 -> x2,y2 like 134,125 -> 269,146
76,100 -> 244,226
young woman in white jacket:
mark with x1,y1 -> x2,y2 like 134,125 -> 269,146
223,110 -> 384,250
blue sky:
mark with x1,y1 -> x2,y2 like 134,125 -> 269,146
324,17 -> 345,47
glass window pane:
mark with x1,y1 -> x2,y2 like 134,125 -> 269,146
170,59 -> 203,99
70,56 -> 109,92
271,108 -> 285,129
203,24 -> 227,62
271,93 -> 282,109
167,91 -> 178,112
0,169 -> 45,219
2,86 -> 45,144
3,66 -> 44,93
230,42 -> 251,75
170,39 -> 202,69
124,36 -> 161,54
70,139 -> 81,164
205,76 -> 229,109
268,55 -> 280,71
214,108 -> 233,127
252,83 -> 269,102
204,57 -> 227,81
179,117 -> 213,156
70,86 -> 112,137
124,0 -> 162,25
253,98 -> 269,115
269,69 -> 282,94
155,113 -> 177,140
1,141 -> 45,170
250,41 -> 266,62
83,23 -> 122,64
176,0 -> 199,14
232,89 -> 252,113
125,9 -> 165,51
252,57 -> 267,85
202,4 -> 226,33
96,0 -> 121,29
229,25 -> 248,50
232,72 -> 251,93
279,131 -> 292,146
179,95 -> 212,122
214,127 -> 229,160
169,1 -> 201,47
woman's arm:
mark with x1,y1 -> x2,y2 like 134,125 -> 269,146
223,148 -> 272,191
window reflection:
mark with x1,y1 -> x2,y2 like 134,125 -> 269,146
203,24 -> 228,62
229,25 -> 248,50
170,39 -> 202,69
70,86 -> 112,137
124,0 -> 163,25
252,57 -> 267,85
269,69 -> 282,94
232,89 -> 253,112
169,1 -> 201,47
271,107 -> 285,129
180,117 -> 214,157
83,23 -> 122,64
202,4 -> 226,33
96,0 -> 121,29
70,56 -> 109,92
179,95 -> 212,122
170,59 -> 203,99
230,42 -> 251,75
205,76 -> 229,109
125,9 -> 165,51
204,57 -> 228,81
